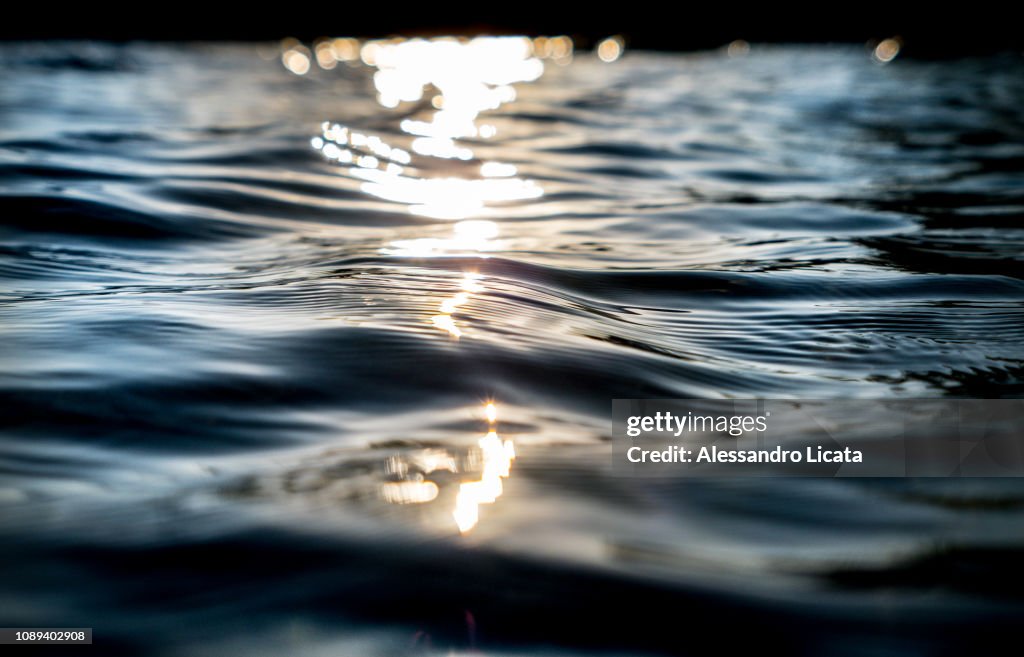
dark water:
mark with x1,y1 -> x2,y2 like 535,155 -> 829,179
2,40 -> 1024,656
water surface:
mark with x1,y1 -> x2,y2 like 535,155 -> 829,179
1,40 -> 1023,656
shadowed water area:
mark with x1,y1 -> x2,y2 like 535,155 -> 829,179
1,40 -> 1023,656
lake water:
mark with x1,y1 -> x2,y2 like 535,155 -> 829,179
1,40 -> 1023,656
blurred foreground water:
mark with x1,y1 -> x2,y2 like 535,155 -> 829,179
1,40 -> 1023,655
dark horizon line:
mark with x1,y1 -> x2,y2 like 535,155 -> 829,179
3,33 -> 1022,58
4,6 -> 1023,55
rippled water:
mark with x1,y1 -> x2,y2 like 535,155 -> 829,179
2,41 -> 1024,656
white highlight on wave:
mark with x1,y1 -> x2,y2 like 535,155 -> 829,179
310,36 -> 545,221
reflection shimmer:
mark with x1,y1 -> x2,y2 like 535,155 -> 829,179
311,36 -> 545,220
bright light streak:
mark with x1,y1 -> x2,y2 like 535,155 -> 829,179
453,423 -> 516,533
311,36 -> 547,220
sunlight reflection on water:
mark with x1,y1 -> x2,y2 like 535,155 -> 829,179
308,38 -> 544,532
375,400 -> 515,534
5,39 -> 1024,655
311,36 -> 546,221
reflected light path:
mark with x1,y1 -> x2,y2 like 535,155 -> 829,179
453,402 -> 516,533
382,219 -> 500,258
368,37 -> 542,152
431,271 -> 484,339
376,401 -> 516,535
309,40 -> 534,534
311,36 -> 546,221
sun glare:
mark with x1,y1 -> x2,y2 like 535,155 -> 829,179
308,36 -> 546,221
